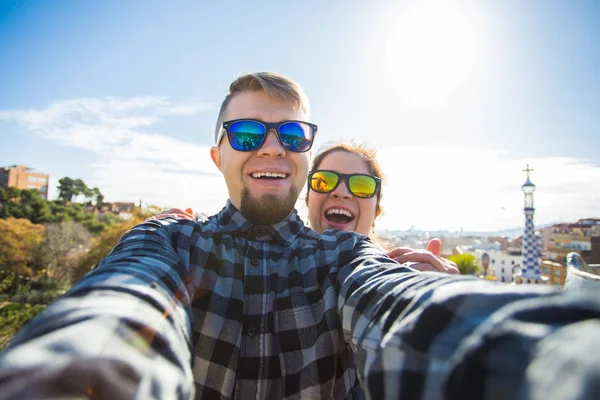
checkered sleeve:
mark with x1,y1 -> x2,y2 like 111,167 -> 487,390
339,240 -> 600,400
0,219 -> 196,400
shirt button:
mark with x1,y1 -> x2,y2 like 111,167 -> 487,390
251,259 -> 260,267
248,326 -> 257,338
249,226 -> 270,239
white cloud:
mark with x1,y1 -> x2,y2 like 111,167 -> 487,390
371,145 -> 600,231
0,96 -> 230,214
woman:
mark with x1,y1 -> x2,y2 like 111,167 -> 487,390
305,142 -> 458,274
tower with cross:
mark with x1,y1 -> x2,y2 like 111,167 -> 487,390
519,164 -> 544,283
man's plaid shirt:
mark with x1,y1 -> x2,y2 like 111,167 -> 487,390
3,201 -> 600,400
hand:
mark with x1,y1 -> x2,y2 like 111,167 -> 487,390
386,238 -> 460,274
146,207 -> 196,221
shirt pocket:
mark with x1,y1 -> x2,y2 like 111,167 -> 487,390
274,286 -> 341,399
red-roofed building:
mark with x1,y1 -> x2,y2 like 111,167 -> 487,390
541,218 -> 600,264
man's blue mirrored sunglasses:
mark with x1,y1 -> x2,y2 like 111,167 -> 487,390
216,119 -> 318,153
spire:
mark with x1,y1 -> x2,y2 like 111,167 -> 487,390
522,164 -> 535,209
520,164 -> 543,283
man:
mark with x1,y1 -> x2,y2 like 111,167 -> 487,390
1,72 -> 600,400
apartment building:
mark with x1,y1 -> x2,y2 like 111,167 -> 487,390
0,165 -> 50,199
541,218 -> 600,264
540,260 -> 567,289
488,250 -> 522,283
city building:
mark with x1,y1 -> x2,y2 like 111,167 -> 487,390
541,218 -> 600,264
472,249 -> 522,283
0,165 -> 50,199
107,202 -> 136,220
540,260 -> 566,289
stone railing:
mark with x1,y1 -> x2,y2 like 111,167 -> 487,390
564,252 -> 600,292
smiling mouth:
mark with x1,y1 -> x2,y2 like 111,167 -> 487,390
251,172 -> 288,180
325,208 -> 355,225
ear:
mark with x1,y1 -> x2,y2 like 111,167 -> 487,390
210,146 -> 223,172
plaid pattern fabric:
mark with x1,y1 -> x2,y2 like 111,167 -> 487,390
3,201 -> 600,399
176,201 -> 366,398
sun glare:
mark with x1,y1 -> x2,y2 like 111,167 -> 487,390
385,3 -> 477,107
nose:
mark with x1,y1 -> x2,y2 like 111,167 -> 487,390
257,129 -> 286,158
329,180 -> 352,200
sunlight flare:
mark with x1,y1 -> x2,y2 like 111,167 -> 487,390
385,2 -> 478,107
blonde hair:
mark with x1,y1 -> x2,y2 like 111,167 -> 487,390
214,72 -> 310,143
306,142 -> 385,217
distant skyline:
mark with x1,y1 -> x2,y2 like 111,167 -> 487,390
1,0 -> 599,231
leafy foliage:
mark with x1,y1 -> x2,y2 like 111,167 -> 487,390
0,303 -> 46,350
448,253 -> 481,275
0,188 -> 52,223
0,179 -> 146,350
0,218 -> 45,276
0,271 -> 31,297
0,182 -> 113,233
72,206 -> 161,281
57,177 -> 103,206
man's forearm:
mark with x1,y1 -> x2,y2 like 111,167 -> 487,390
0,220 -> 196,400
340,240 -> 600,400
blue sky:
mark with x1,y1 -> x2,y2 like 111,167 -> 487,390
1,0 -> 599,231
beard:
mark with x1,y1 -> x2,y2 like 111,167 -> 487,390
240,186 -> 299,225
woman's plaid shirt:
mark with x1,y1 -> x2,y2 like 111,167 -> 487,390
3,201 -> 600,399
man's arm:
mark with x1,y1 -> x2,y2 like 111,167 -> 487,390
339,240 -> 600,400
0,219 -> 196,400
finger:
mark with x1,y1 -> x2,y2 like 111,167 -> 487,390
386,247 -> 417,259
447,265 -> 460,275
408,263 -> 440,273
426,238 -> 442,257
395,251 -> 462,274
445,260 -> 460,275
395,252 -> 443,271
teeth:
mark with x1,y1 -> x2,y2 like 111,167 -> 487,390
326,208 -> 354,218
252,172 -> 286,178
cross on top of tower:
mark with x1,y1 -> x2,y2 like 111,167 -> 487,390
523,164 -> 534,179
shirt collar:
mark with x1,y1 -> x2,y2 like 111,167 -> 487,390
211,200 -> 305,246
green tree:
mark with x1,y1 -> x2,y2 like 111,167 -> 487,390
57,177 -> 76,205
0,187 -> 8,217
58,177 -> 96,206
0,187 -> 20,218
73,179 -> 92,200
6,187 -> 20,201
29,197 -> 52,224
91,187 -> 105,209
17,189 -> 51,224
448,253 -> 481,276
